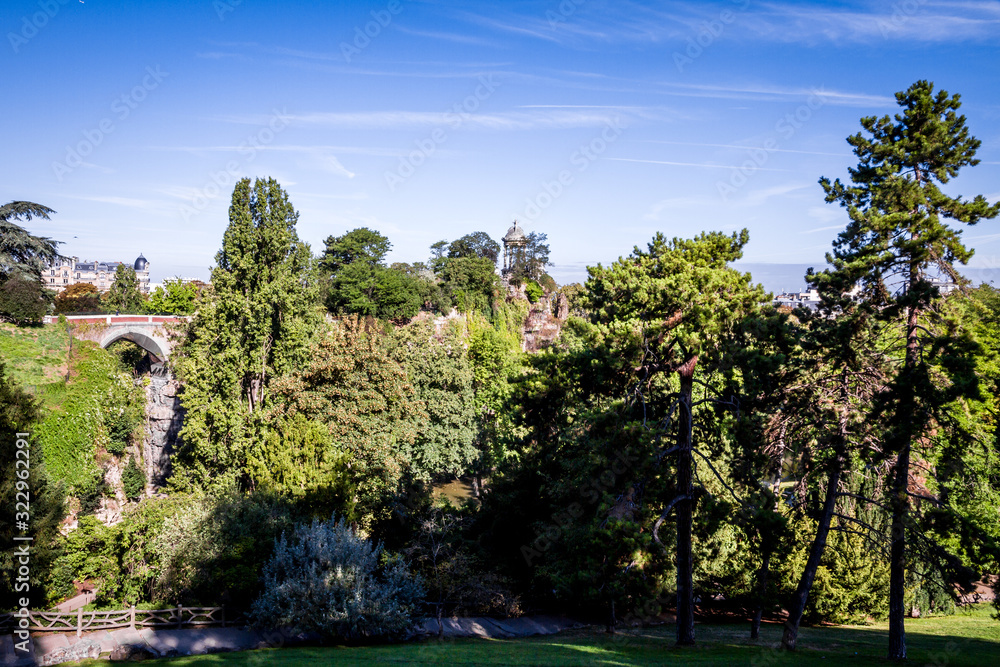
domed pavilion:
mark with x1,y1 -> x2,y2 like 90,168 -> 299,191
502,220 -> 527,276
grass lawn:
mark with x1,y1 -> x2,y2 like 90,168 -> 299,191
75,605 -> 999,666
0,322 -> 70,390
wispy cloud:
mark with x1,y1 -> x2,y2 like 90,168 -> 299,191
800,224 -> 845,234
642,139 -> 850,157
148,144 -> 405,158
394,25 -> 499,47
741,1 -> 1000,45
607,157 -> 795,172
61,195 -> 167,211
195,51 -> 251,61
643,195 -> 714,220
740,182 -> 814,207
221,108 -> 646,131
314,154 -> 355,179
443,1 -> 999,48
649,82 -> 894,107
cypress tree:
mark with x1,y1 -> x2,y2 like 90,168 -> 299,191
171,177 -> 320,491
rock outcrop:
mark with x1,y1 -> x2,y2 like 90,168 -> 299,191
522,292 -> 568,352
143,373 -> 184,489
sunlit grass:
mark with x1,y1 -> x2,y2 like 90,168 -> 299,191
0,321 -> 70,393
70,604 -> 999,666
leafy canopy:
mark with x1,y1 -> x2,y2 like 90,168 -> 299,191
447,231 -> 500,264
146,278 -> 197,315
587,229 -> 766,361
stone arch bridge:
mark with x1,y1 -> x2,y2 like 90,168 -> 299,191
44,314 -> 190,363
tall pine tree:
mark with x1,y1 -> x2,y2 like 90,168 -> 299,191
817,80 -> 999,660
586,230 -> 766,646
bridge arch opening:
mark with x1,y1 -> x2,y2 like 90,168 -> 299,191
101,331 -> 167,364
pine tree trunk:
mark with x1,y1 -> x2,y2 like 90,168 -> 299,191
751,547 -> 771,639
888,291 -> 921,661
781,456 -> 842,650
887,443 -> 909,660
676,360 -> 697,646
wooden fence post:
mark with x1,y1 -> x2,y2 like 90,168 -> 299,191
176,605 -> 183,629
221,606 -> 226,628
76,607 -> 82,638
130,606 -> 136,630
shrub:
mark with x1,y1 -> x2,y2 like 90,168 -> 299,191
154,492 -> 296,608
122,457 -> 146,499
250,515 -> 424,640
524,280 -> 543,303
76,470 -> 108,517
0,274 -> 49,323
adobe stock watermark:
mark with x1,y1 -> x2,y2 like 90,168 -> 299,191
878,0 -> 929,38
519,117 -> 627,223
178,109 -> 291,222
547,0 -> 585,28
12,432 -> 33,654
520,444 -> 638,566
51,66 -> 169,182
341,0 -> 404,63
7,0 -> 73,54
673,0 -> 750,72
384,74 -> 501,192
716,88 -> 829,202
213,0 -> 242,21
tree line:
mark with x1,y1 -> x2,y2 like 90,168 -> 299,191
1,80 -> 998,660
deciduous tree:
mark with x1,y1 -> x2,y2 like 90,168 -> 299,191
55,283 -> 100,313
447,232 -> 500,264
0,274 -> 49,323
146,278 -> 197,315
269,316 -> 424,524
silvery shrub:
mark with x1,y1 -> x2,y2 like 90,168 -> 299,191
250,515 -> 424,640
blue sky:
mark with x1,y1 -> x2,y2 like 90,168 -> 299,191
3,0 -> 999,291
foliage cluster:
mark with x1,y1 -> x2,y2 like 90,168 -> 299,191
0,274 -> 50,323
324,228 -> 503,321
250,515 -> 424,641
33,342 -> 144,492
0,359 -> 65,609
146,278 -> 198,315
48,493 -> 297,608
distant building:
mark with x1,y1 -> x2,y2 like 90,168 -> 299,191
774,287 -> 821,311
45,254 -> 151,294
929,276 -> 959,295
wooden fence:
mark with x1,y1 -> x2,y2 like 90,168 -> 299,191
0,606 -> 234,637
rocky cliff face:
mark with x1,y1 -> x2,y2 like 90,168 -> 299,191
522,292 -> 569,352
143,372 -> 184,489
